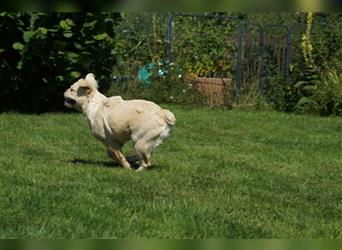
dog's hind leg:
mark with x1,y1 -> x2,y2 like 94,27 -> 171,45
133,126 -> 170,171
133,140 -> 151,171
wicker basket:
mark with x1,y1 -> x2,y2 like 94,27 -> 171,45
192,77 -> 232,106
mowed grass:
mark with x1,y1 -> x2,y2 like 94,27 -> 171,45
0,105 -> 342,238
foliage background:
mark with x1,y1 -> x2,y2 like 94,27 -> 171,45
0,12 -> 342,114
0,12 -> 120,112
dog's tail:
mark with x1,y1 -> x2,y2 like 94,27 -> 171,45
162,109 -> 176,126
151,109 -> 175,150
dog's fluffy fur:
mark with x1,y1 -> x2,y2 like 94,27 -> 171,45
64,73 -> 176,171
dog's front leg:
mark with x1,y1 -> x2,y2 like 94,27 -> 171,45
107,149 -> 118,162
108,146 -> 131,169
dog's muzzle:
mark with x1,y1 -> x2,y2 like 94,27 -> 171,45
64,97 -> 76,107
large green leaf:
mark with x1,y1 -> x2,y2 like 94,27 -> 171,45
37,27 -> 48,35
16,60 -> 23,70
55,75 -> 64,82
94,33 -> 108,41
23,31 -> 35,43
70,71 -> 81,79
294,81 -> 308,88
12,42 -> 24,51
83,20 -> 98,29
63,31 -> 73,38
65,52 -> 79,63
59,19 -> 74,30
297,97 -> 313,106
302,85 -> 317,91
73,42 -> 82,49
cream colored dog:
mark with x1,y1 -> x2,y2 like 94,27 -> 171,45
64,73 -> 176,171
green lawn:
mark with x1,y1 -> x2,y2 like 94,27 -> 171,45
0,105 -> 341,238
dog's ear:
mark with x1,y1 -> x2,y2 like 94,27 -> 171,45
78,79 -> 93,95
85,73 -> 98,89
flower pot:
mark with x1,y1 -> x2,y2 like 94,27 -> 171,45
192,77 -> 232,106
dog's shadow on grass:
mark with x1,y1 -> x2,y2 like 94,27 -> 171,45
70,158 -> 121,168
69,155 -> 142,170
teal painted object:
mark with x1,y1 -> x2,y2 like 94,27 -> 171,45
137,61 -> 181,85
137,63 -> 154,85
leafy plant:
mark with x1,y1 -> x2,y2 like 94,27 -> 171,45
1,12 -> 342,113
107,64 -> 207,106
295,70 -> 342,116
172,15 -> 236,78
111,13 -> 169,76
0,12 -> 120,112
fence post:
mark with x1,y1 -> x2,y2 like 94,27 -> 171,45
259,27 -> 265,94
236,21 -> 243,101
167,14 -> 174,63
286,27 -> 292,84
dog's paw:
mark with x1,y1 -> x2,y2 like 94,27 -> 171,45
122,165 -> 132,170
136,166 -> 148,172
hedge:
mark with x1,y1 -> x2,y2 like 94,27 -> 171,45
0,12 -> 121,112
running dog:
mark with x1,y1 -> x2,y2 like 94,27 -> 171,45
64,73 -> 176,171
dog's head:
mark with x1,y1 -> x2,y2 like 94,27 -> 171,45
64,73 -> 99,111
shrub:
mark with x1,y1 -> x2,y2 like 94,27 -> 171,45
295,70 -> 342,116
107,63 -> 207,106
1,12 -> 342,114
0,12 -> 120,112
